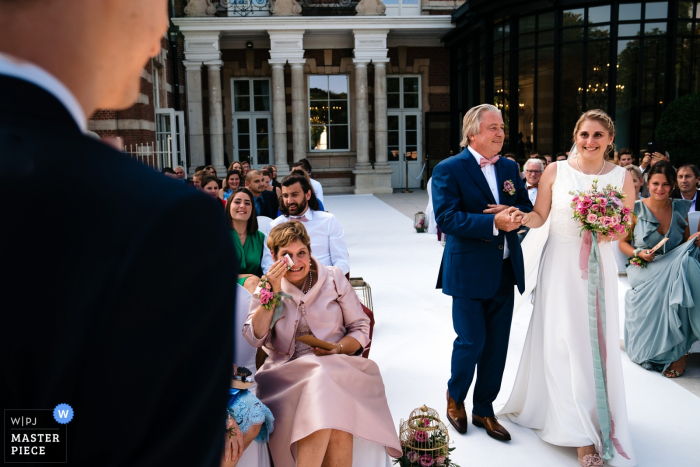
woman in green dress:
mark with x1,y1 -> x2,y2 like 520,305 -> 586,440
226,188 -> 266,294
619,161 -> 700,378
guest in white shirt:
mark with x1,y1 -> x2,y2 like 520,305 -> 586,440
292,158 -> 324,204
673,164 -> 699,212
262,173 -> 349,275
523,158 -> 544,205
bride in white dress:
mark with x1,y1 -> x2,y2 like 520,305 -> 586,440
502,110 -> 637,467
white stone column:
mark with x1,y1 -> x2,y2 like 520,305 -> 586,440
290,59 -> 306,163
184,60 -> 205,175
205,60 -> 226,175
270,61 -> 290,175
373,60 -> 390,167
353,60 -> 371,169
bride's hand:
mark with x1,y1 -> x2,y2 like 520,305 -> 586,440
509,209 -> 530,225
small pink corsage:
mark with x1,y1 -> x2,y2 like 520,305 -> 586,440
502,179 -> 516,196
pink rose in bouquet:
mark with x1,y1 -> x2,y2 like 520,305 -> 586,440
436,456 -> 446,466
420,454 -> 435,467
414,430 -> 429,443
406,451 -> 419,463
259,287 -> 274,305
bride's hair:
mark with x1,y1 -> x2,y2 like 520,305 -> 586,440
461,104 -> 501,148
572,109 -> 616,158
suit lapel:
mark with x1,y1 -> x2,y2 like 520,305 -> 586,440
460,149 -> 496,204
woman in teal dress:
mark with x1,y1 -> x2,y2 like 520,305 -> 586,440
619,161 -> 700,378
226,187 -> 266,294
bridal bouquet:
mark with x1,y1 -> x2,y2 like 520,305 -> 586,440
569,179 -> 632,237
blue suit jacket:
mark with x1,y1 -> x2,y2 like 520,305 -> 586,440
432,147 -> 533,299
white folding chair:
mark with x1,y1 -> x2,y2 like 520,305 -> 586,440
256,215 -> 273,233
688,211 -> 699,235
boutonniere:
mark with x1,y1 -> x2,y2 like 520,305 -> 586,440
503,180 -> 516,196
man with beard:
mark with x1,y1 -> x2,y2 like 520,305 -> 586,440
261,172 -> 349,276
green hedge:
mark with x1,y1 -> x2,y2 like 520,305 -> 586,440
655,93 -> 700,167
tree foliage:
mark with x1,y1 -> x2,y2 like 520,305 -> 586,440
655,93 -> 700,167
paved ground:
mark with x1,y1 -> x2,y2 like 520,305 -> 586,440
325,193 -> 698,467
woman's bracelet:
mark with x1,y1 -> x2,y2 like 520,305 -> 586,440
633,247 -> 643,256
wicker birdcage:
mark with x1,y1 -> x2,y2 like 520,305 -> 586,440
397,405 -> 454,466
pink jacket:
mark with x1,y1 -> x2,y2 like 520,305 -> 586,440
243,257 -> 370,368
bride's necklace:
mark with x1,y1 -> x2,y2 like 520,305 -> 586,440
575,157 -> 606,176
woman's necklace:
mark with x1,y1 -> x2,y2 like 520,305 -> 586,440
575,157 -> 606,176
302,269 -> 314,294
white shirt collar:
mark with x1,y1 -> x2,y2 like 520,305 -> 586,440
288,206 -> 315,221
467,145 -> 486,162
0,52 -> 87,133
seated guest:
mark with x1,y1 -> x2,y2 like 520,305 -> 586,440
174,165 -> 191,185
162,167 -> 178,179
244,222 -> 401,467
672,164 -> 699,212
264,165 -> 282,191
262,173 -> 348,275
241,161 -> 251,178
229,161 -> 243,173
220,170 -> 242,201
193,170 -> 205,190
202,176 -> 226,207
261,169 -> 282,200
227,188 -> 265,294
542,154 -> 552,166
555,151 -> 567,161
246,170 -> 279,218
292,158 -> 324,204
620,161 -> 700,378
290,169 -> 325,211
618,148 -> 634,167
625,164 -> 644,201
528,150 -> 540,159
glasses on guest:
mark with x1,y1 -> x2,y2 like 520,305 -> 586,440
525,170 -> 542,174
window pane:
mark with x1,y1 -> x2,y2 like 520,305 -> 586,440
639,37 -> 666,150
537,47 -> 555,154
493,40 -> 503,55
254,96 -> 270,112
678,2 -> 694,18
237,118 -> 250,134
619,3 -> 642,20
520,15 -> 536,33
518,48 -> 535,153
238,134 -> 250,150
590,25 -> 611,40
405,130 -> 417,146
388,115 -> 399,131
234,80 -> 250,98
618,23 -> 641,36
328,75 -> 348,100
329,101 -> 348,124
257,149 -> 269,165
645,22 -> 667,34
406,115 -> 417,131
253,80 -> 269,97
404,94 -> 419,109
387,77 -> 400,93
585,41 -> 610,110
562,27 -> 585,42
404,77 -> 419,93
309,102 -> 328,124
235,97 -> 250,112
257,134 -> 269,150
539,30 -> 555,45
494,24 -> 504,42
383,0 -> 397,4
388,93 -> 400,109
520,33 -> 536,48
588,5 -> 611,23
329,125 -> 349,150
309,76 -> 328,100
560,42 -> 584,148
310,126 -> 328,150
563,9 -> 585,26
678,20 -> 693,34
255,118 -> 268,135
539,11 -> 555,29
645,2 -> 667,19
402,0 -> 419,4
616,39 -> 640,149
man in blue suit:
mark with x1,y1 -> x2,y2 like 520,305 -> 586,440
432,104 -> 532,441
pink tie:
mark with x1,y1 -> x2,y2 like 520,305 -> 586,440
291,215 -> 308,222
479,155 -> 500,168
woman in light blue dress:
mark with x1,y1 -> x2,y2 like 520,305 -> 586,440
619,161 -> 700,378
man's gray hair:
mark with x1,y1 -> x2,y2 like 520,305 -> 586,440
460,104 -> 501,147
524,158 -> 545,172
174,165 -> 185,171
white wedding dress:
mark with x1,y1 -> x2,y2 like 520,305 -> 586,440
499,161 -> 636,466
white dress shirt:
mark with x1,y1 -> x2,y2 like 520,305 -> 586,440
262,208 -> 350,274
467,146 -> 509,259
310,178 -> 324,204
682,190 -> 697,212
0,52 -> 87,133
526,183 -> 538,206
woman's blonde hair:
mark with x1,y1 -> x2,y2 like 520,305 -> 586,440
460,104 -> 501,147
625,164 -> 643,182
267,221 -> 312,256
572,109 -> 616,157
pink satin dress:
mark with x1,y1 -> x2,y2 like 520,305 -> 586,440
243,258 -> 401,467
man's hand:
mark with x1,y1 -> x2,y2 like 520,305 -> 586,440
641,153 -> 651,169
494,207 -> 521,232
483,204 -> 510,214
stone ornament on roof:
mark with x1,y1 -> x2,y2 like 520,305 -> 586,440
184,0 -> 217,16
270,0 -> 302,16
356,0 -> 386,16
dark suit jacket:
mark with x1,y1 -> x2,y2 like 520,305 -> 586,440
432,148 -> 533,299
0,76 -> 237,466
257,190 -> 280,218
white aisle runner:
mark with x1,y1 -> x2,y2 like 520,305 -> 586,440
324,194 -> 698,467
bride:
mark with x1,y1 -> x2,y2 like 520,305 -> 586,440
503,110 -> 637,467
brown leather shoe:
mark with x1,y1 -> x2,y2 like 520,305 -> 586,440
446,390 -> 468,434
471,414 -> 511,441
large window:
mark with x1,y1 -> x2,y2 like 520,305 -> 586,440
675,2 -> 700,98
309,75 -> 350,151
231,78 -> 272,166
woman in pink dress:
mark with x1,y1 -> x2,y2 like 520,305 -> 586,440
243,221 -> 401,467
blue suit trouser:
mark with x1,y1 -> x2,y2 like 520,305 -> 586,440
448,258 -> 515,417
